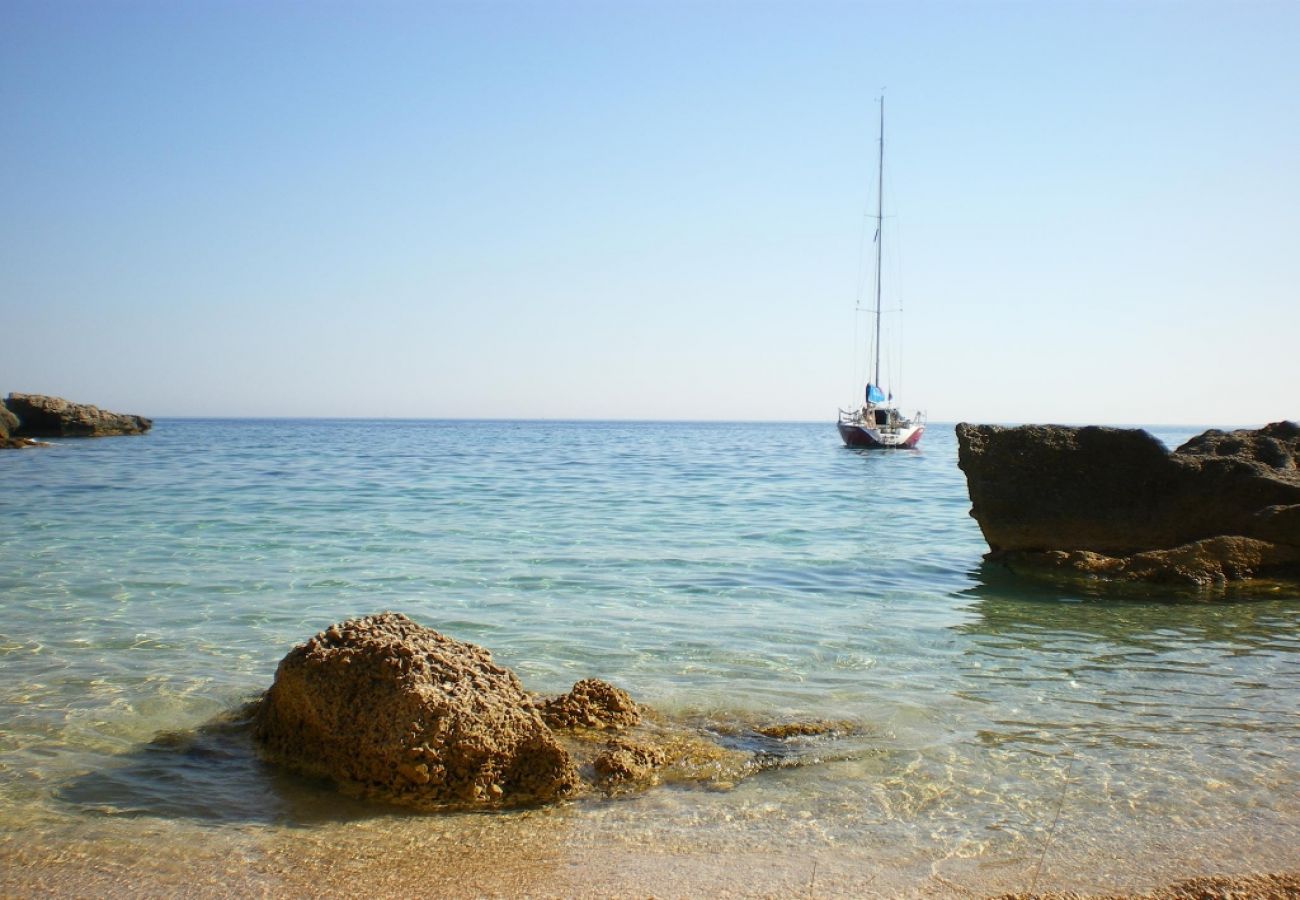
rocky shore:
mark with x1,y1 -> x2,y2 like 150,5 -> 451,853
956,421 -> 1300,587
0,403 -> 23,449
254,612 -> 837,810
1,393 -> 151,447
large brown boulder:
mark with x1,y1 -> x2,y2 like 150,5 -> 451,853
254,612 -> 579,809
956,421 -> 1300,585
5,392 -> 152,437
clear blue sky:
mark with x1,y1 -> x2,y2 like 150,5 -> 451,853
3,0 -> 1297,424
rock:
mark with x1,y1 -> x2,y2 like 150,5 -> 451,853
545,703 -> 760,793
5,392 -> 152,438
592,738 -> 670,784
540,678 -> 641,730
993,869 -> 1300,899
754,719 -> 856,739
255,614 -> 845,809
1000,536 -> 1300,587
0,404 -> 17,439
0,404 -> 32,448
1176,419 -> 1300,471
254,612 -> 579,809
956,421 -> 1300,586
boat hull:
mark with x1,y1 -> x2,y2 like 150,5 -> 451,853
838,422 -> 924,449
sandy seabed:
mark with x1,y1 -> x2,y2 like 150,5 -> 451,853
3,807 -> 1298,899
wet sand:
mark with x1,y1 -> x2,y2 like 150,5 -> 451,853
4,806 -> 1298,899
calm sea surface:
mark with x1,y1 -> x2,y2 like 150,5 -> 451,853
2,420 -> 1297,896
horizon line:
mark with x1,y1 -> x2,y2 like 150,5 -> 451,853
144,415 -> 1262,428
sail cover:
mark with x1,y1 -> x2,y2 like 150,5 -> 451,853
866,384 -> 885,404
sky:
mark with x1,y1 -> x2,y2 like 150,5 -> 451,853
2,0 -> 1297,424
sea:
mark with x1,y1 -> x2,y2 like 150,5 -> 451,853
2,420 -> 1297,897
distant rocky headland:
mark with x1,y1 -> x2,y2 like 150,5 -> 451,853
956,421 -> 1300,588
1,393 -> 152,447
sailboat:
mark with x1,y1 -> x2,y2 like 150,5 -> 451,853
837,96 -> 925,449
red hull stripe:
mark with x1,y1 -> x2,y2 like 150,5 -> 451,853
837,423 -> 925,449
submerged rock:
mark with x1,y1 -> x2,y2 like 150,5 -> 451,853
754,719 -> 856,739
956,421 -> 1300,586
1001,536 -> 1300,587
592,738 -> 670,784
4,392 -> 152,438
254,612 -> 579,809
557,710 -> 762,792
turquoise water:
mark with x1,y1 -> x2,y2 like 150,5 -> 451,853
2,420 -> 1297,896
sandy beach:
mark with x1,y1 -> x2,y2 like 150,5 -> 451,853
5,795 -> 1299,899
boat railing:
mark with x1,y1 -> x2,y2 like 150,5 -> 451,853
840,407 -> 927,430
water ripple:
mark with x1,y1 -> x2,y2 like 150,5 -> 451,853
0,420 -> 1297,878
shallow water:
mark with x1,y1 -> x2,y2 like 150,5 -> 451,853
2,420 -> 1297,896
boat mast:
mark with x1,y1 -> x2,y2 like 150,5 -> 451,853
872,95 -> 884,397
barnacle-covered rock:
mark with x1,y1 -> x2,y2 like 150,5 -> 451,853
254,612 -> 579,809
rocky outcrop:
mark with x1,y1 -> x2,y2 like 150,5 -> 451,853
0,405 -> 30,448
254,612 -> 580,809
956,421 -> 1300,586
254,613 -> 843,808
4,392 -> 151,438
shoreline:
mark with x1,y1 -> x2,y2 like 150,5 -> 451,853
5,841 -> 1296,898
4,798 -> 1298,898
